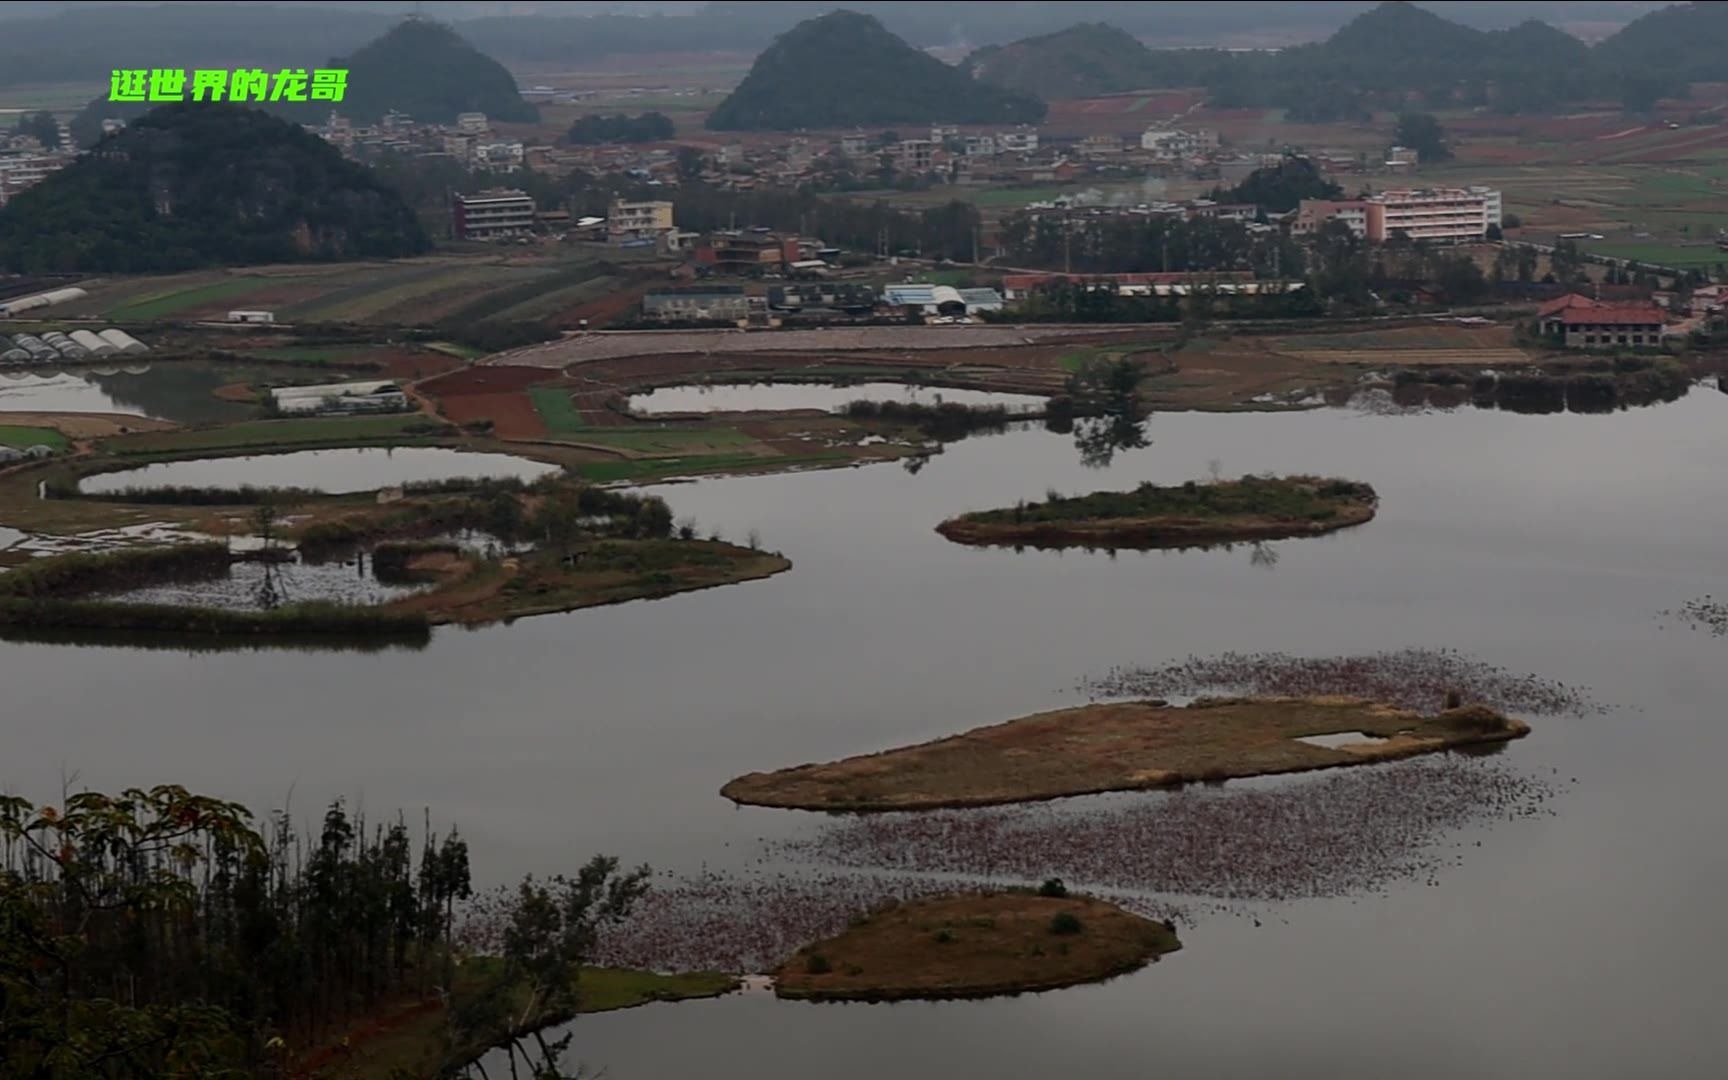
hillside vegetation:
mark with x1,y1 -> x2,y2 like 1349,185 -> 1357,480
0,104 -> 429,273
706,10 -> 1046,131
963,23 -> 1165,101
320,18 -> 537,125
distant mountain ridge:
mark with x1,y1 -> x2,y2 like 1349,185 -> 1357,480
706,11 -> 1046,131
966,1 -> 1719,114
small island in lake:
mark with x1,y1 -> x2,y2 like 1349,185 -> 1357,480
774,891 -> 1179,1002
935,474 -> 1378,549
722,695 -> 1530,811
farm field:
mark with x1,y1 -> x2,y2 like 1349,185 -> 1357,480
102,414 -> 440,455
1424,158 -> 1728,269
0,81 -> 106,114
0,424 -> 69,451
529,387 -> 585,433
54,254 -> 656,328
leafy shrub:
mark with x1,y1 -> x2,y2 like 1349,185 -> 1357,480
804,953 -> 832,974
1037,877 -> 1068,899
933,929 -> 955,944
1049,912 -> 1083,936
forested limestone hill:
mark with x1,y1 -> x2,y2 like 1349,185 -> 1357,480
706,10 -> 1046,131
0,104 -> 430,273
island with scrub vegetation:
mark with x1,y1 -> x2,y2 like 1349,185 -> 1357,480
0,473 -> 789,643
722,695 -> 1530,811
773,889 -> 1179,1003
935,474 -> 1378,550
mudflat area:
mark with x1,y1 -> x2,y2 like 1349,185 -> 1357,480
722,695 -> 1531,811
773,892 -> 1179,1002
936,475 -> 1378,550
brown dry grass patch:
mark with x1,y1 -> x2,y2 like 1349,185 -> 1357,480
0,412 -> 177,439
722,696 -> 1530,811
773,893 -> 1179,1002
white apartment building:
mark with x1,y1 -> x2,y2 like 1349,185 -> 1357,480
1366,186 -> 1503,243
998,131 -> 1039,154
473,141 -> 524,172
1139,127 -> 1219,160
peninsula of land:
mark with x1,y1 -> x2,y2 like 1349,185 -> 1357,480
722,695 -> 1530,811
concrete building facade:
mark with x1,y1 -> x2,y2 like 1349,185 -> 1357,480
451,189 -> 536,240
608,198 -> 674,246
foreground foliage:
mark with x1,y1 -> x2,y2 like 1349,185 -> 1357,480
0,786 -> 654,1078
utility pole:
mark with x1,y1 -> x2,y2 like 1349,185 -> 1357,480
972,225 -> 980,266
1063,211 -> 1072,275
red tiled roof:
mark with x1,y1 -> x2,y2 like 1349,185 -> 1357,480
1559,306 -> 1665,327
1538,293 -> 1599,318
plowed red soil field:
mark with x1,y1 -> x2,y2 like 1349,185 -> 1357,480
438,391 -> 546,438
420,365 -> 555,396
420,365 -> 558,439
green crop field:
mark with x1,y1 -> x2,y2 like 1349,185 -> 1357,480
530,388 -> 585,433
105,278 -> 274,321
1581,241 -> 1728,268
577,451 -> 845,483
0,425 -> 69,451
570,427 -> 756,455
104,414 -> 443,454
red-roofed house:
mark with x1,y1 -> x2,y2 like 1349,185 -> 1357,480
1555,303 -> 1667,349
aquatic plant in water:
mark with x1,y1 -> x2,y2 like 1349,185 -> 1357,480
1081,648 -> 1605,717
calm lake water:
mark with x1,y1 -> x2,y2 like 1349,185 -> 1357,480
629,381 -> 1047,414
79,447 -> 559,495
0,362 -> 372,425
6,395 -> 1728,1078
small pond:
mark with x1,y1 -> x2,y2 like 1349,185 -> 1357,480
1293,731 -> 1385,749
0,362 -> 381,425
629,382 -> 1047,415
79,447 -> 560,496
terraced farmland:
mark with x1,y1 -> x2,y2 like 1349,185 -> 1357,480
53,256 -> 634,328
